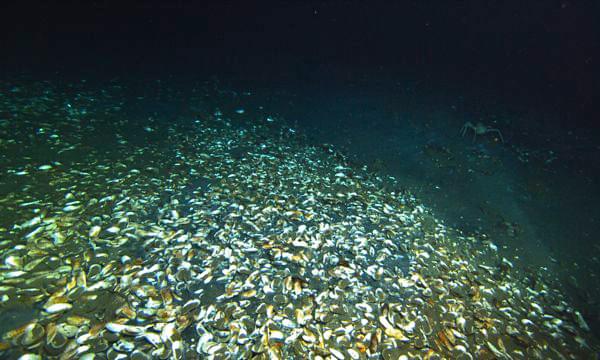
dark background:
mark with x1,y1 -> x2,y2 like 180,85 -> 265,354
1,0 -> 597,126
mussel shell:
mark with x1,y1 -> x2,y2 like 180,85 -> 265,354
87,264 -> 102,280
21,323 -> 45,347
175,268 -> 191,282
106,347 -> 128,360
112,339 -> 135,353
57,323 -> 79,338
46,324 -> 68,353
130,350 -> 152,360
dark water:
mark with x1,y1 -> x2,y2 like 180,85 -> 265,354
1,0 -> 599,355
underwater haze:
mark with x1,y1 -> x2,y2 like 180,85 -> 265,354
0,1 -> 599,358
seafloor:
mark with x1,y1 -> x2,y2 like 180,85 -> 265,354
0,78 -> 597,359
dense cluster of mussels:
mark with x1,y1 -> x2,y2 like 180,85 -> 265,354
0,80 -> 597,359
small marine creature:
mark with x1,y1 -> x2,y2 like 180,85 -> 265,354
460,121 -> 504,143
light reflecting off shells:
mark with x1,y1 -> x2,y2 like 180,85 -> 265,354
0,79 -> 596,359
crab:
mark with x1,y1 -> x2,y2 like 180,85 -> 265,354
460,122 -> 504,143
